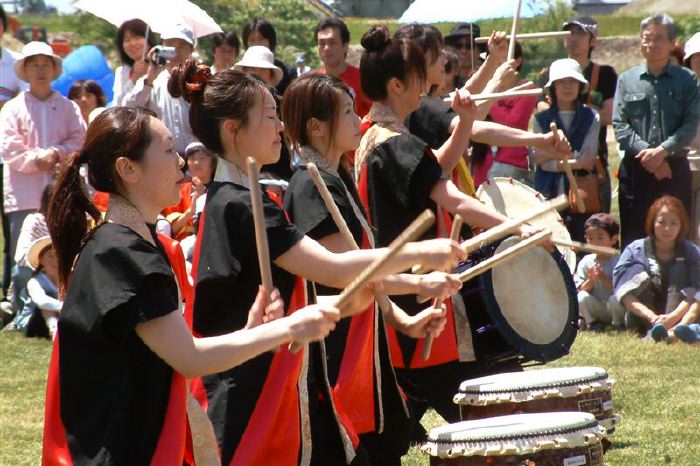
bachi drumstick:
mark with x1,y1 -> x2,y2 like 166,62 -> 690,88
508,0 -> 523,60
474,31 -> 571,44
552,238 -> 620,256
550,122 -> 585,213
422,214 -> 463,361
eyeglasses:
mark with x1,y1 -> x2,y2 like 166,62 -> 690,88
452,41 -> 474,51
641,34 -> 669,45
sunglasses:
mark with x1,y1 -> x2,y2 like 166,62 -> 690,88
452,41 -> 474,51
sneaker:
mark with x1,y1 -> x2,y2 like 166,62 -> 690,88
650,323 -> 668,342
588,321 -> 606,333
611,324 -> 625,333
0,300 -> 13,317
673,324 -> 698,344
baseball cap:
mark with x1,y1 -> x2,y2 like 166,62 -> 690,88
445,23 -> 485,52
161,23 -> 195,45
563,16 -> 598,37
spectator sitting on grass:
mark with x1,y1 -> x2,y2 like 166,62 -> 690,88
613,195 -> 699,342
14,236 -> 62,340
575,213 -> 625,332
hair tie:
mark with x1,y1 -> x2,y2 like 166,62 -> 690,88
186,67 -> 212,94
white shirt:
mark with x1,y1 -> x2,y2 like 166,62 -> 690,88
0,47 -> 27,105
112,65 -> 138,107
124,69 -> 196,155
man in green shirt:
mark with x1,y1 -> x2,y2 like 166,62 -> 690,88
613,13 -> 699,247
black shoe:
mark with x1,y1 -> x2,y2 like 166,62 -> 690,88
588,321 -> 606,333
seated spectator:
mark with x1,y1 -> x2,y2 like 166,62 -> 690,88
112,19 -> 155,106
531,58 -> 599,242
613,195 -> 699,340
68,79 -> 106,124
574,213 -> 625,331
242,18 -> 296,95
13,236 -> 62,339
211,31 -> 240,74
233,46 -> 283,87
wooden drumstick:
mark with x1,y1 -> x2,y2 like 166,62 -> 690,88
474,31 -> 571,44
247,157 -> 274,303
550,122 -> 585,213
416,229 -> 552,303
552,238 -> 620,256
508,0 -> 522,60
422,214 -> 462,361
443,86 -> 540,104
412,195 -> 568,274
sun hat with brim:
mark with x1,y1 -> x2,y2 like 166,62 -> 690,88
27,236 -> 53,271
13,41 -> 63,83
233,46 -> 283,86
684,32 -> 700,62
544,58 -> 589,94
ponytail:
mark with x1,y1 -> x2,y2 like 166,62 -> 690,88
47,152 -> 101,295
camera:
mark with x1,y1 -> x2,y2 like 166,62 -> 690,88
152,46 -> 177,66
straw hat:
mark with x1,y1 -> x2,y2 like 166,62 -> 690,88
27,236 -> 53,271
13,41 -> 63,82
684,32 -> 700,62
234,46 -> 283,85
544,58 -> 589,94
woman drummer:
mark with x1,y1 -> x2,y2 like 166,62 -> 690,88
282,73 -> 463,465
41,107 -> 343,465
356,25 -> 539,434
168,60 -> 464,465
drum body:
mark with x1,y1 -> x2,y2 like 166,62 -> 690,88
477,177 -> 577,273
454,367 -> 620,435
456,236 -> 578,363
422,412 -> 606,466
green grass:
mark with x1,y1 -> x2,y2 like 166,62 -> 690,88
1,330 -> 698,465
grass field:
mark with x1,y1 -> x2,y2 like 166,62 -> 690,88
1,330 -> 698,465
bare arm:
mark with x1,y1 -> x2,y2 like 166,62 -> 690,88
430,178 -> 506,230
622,294 -> 660,325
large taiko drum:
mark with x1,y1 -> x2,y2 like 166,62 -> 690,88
477,177 -> 577,273
421,412 -> 606,465
455,236 -> 578,363
453,367 -> 620,436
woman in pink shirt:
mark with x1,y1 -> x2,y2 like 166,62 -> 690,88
0,41 -> 85,281
471,42 -> 538,187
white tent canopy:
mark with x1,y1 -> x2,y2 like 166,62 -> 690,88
398,0 -> 544,24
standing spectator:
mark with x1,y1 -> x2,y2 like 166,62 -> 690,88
1,5 -> 27,305
0,41 -> 85,302
537,16 -> 618,213
211,31 -> 240,74
68,79 -> 107,124
613,14 -> 699,248
444,23 -> 485,87
233,46 -> 283,87
472,41 -> 538,187
295,55 -> 310,76
684,32 -> 700,157
242,18 -> 296,95
314,17 -> 371,117
124,23 -> 197,155
112,19 -> 156,107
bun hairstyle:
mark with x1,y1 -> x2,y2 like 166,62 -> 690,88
281,73 -> 352,152
48,107 -> 156,293
168,57 -> 269,154
360,24 -> 427,102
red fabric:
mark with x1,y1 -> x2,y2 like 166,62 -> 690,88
149,373 -> 188,465
157,233 -> 193,303
317,65 -> 371,117
92,191 -> 109,213
41,336 -> 73,466
230,278 -> 306,466
162,182 -> 194,241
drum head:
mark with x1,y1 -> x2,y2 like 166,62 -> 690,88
477,177 -> 576,273
482,236 -> 578,362
458,367 -> 610,394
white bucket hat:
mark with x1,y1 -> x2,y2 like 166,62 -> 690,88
684,32 -> 700,63
13,41 -> 63,83
161,23 -> 195,46
545,58 -> 589,94
234,46 -> 283,86
27,236 -> 53,271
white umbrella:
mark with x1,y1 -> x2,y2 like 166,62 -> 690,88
74,0 -> 223,38
398,0 -> 543,24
